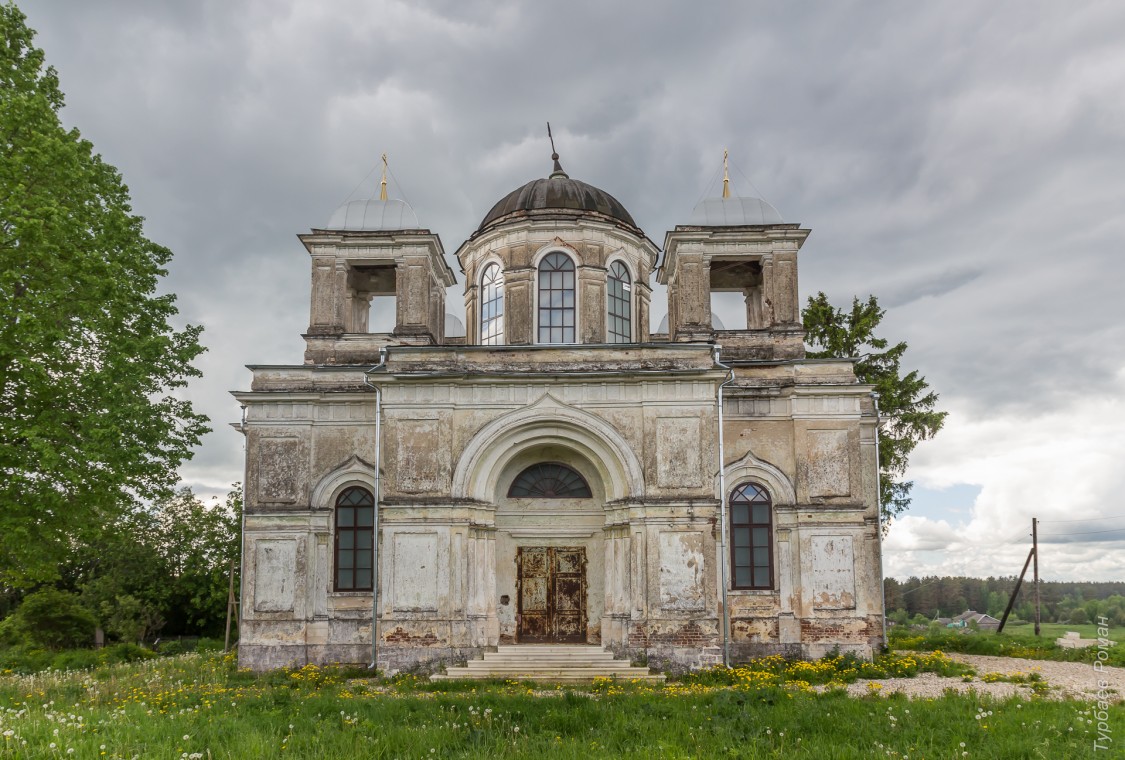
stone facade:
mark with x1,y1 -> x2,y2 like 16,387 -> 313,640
234,166 -> 884,673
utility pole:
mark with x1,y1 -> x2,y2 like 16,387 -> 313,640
996,547 -> 1034,634
1033,517 -> 1040,637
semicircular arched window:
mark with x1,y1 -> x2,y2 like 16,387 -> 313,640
507,462 -> 592,498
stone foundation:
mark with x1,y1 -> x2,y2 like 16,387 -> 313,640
238,642 -> 486,675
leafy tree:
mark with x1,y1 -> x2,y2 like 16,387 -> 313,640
0,588 -> 94,649
803,293 -> 947,525
60,484 -> 242,639
65,508 -> 171,641
100,594 -> 165,644
0,4 -> 209,585
159,485 -> 242,635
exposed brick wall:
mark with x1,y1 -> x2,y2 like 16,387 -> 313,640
628,620 -> 718,648
730,617 -> 780,642
799,617 -> 879,643
383,626 -> 441,646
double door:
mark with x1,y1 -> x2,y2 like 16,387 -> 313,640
516,546 -> 587,643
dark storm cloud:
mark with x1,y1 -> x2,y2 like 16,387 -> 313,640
19,0 -> 1125,534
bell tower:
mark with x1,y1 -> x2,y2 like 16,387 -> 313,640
658,154 -> 809,359
299,159 -> 456,364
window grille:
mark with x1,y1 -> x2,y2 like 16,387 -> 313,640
480,263 -> 504,345
508,462 -> 592,498
537,252 -> 576,344
607,260 -> 631,343
334,486 -> 374,591
730,482 -> 773,589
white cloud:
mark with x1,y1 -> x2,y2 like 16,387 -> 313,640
21,1 -> 1125,582
885,367 -> 1125,580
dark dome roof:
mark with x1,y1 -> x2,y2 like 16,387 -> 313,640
477,175 -> 638,234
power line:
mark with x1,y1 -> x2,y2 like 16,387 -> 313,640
1000,528 -> 1031,545
1038,515 -> 1125,524
1039,528 -> 1125,537
894,578 -> 944,597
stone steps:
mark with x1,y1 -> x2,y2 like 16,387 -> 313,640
431,644 -> 664,682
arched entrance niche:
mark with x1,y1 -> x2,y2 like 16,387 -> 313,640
452,395 -> 645,644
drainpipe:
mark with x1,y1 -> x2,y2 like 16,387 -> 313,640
363,347 -> 388,670
713,346 -> 735,668
236,405 -> 248,655
872,392 -> 887,648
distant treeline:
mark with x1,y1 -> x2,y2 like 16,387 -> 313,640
885,576 -> 1125,625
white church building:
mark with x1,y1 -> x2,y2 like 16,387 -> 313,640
234,149 -> 885,673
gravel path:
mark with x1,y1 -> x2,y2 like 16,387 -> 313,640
835,653 -> 1124,701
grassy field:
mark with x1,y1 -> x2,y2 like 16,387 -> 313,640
891,624 -> 1125,668
0,652 -> 1120,758
1032,622 -> 1125,643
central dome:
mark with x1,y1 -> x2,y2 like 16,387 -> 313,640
477,175 -> 638,234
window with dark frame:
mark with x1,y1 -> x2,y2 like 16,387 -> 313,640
480,262 -> 504,345
537,251 -> 576,344
730,482 -> 773,589
508,462 -> 592,498
607,260 -> 631,343
334,486 -> 374,591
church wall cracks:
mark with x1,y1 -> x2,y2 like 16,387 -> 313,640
236,170 -> 884,673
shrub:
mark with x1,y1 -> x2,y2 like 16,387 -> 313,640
99,642 -> 157,666
156,640 -> 187,656
0,589 -> 96,649
51,648 -> 101,671
0,646 -> 54,674
196,637 -> 224,653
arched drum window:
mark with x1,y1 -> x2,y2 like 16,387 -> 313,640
334,486 -> 374,591
538,252 -> 576,344
508,462 -> 592,498
730,482 -> 772,589
480,262 -> 504,345
607,260 -> 631,343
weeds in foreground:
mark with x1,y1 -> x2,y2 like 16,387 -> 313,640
0,652 -> 1119,758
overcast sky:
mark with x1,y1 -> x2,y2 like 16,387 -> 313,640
23,0 -> 1125,581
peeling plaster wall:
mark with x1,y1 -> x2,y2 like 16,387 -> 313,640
236,359 -> 884,673
236,211 -> 883,673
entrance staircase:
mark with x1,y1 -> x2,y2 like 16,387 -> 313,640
431,644 -> 665,683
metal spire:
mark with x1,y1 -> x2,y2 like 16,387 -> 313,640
722,149 -> 731,199
379,153 -> 388,201
547,122 -> 568,179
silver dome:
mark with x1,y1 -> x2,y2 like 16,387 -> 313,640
656,311 -> 726,332
689,197 -> 782,226
325,199 -> 421,231
444,313 -> 466,338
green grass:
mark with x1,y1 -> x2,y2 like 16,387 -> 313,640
1034,622 -> 1125,643
0,652 -> 1120,758
891,625 -> 1125,667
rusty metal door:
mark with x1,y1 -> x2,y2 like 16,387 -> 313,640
517,546 -> 587,643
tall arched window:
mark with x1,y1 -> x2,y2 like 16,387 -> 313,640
607,260 -> 632,343
480,262 -> 504,345
538,252 -> 576,344
334,486 -> 374,591
730,482 -> 772,589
